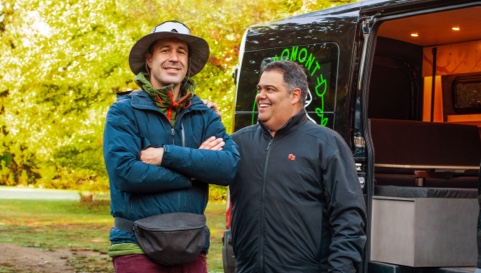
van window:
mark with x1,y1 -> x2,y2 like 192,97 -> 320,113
234,43 -> 339,131
450,73 -> 481,114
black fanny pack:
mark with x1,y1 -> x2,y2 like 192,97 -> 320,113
115,212 -> 206,265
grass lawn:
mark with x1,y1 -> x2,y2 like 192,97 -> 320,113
0,198 -> 228,273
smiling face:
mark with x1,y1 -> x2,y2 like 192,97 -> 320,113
146,38 -> 189,92
256,70 -> 302,135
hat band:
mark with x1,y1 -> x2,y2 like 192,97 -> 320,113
152,22 -> 190,35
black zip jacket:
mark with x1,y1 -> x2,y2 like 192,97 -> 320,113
231,111 -> 366,273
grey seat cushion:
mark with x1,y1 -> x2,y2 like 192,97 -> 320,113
375,185 -> 478,198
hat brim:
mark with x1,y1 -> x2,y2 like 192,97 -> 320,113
129,32 -> 210,77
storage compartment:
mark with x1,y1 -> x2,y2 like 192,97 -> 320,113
370,196 -> 478,267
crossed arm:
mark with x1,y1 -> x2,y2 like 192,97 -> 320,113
140,136 -> 225,166
141,100 -> 224,166
104,99 -> 237,193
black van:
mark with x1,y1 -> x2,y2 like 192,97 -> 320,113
224,0 -> 481,272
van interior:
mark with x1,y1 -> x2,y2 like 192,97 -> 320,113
373,6 -> 481,126
367,4 -> 481,269
369,4 -> 481,195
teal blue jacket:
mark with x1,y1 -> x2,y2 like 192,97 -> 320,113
103,90 -> 239,251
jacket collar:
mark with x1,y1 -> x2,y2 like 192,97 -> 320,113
259,109 -> 308,137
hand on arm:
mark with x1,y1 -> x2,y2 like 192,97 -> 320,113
140,147 -> 164,166
199,136 -> 225,150
202,100 -> 222,118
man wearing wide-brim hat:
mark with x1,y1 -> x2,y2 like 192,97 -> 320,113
103,20 -> 240,273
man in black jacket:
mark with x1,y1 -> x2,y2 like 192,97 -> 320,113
230,60 -> 366,272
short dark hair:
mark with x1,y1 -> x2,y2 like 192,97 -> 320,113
261,60 -> 308,105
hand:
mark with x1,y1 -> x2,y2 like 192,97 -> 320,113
199,136 -> 224,151
140,147 -> 164,166
202,100 -> 222,118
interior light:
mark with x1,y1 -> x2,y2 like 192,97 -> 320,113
452,26 -> 460,31
411,33 -> 419,37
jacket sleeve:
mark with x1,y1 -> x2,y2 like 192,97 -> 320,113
161,110 -> 240,186
322,135 -> 367,273
103,103 -> 192,193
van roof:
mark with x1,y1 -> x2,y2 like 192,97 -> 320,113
244,0 -> 481,48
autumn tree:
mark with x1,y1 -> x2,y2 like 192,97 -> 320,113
0,0 -> 355,193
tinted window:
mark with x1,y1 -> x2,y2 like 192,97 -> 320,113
234,43 -> 339,131
453,75 -> 481,114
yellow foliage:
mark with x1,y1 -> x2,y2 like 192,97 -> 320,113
0,0 -> 356,189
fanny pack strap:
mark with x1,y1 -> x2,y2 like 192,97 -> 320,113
115,217 -> 134,234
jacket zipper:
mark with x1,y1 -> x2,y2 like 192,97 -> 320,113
171,122 -> 187,210
260,138 -> 273,272
181,123 -> 185,147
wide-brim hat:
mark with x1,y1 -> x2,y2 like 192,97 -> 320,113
129,21 -> 210,77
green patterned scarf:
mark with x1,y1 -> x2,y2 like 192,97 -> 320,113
135,72 -> 195,126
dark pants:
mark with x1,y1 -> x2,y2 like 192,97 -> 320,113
113,253 -> 207,273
